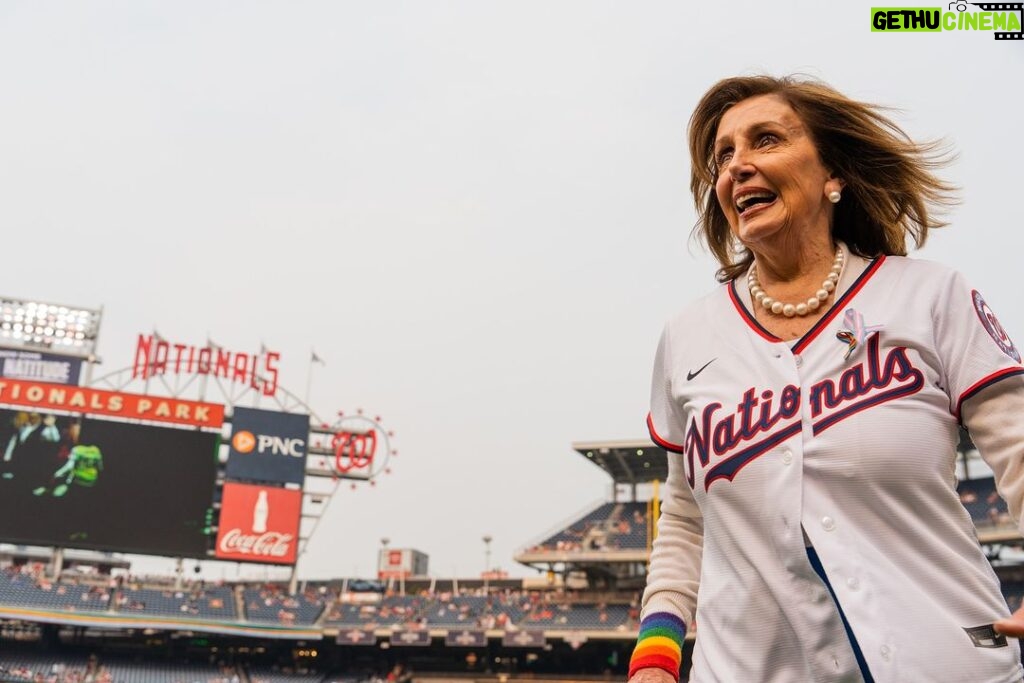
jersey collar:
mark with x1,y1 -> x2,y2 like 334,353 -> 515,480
727,252 -> 887,353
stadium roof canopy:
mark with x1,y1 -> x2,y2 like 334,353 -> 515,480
571,439 -> 668,485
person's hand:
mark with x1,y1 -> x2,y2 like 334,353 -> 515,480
628,667 -> 676,683
994,606 -> 1024,638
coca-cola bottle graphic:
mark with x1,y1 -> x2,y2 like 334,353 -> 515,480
253,490 -> 269,533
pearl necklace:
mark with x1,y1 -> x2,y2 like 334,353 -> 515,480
747,247 -> 845,318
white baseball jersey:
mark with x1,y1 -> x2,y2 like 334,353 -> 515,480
642,246 -> 1024,682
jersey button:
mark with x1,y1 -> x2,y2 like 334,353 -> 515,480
847,577 -> 860,590
781,449 -> 793,465
794,354 -> 803,367
821,516 -> 836,531
880,645 -> 891,660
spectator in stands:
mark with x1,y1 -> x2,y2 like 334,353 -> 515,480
386,663 -> 413,683
631,74 -> 1024,683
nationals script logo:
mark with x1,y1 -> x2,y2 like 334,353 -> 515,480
684,334 -> 924,490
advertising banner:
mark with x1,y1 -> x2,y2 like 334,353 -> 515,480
390,631 -> 430,647
214,483 -> 301,565
336,629 -> 376,646
503,631 -> 546,648
0,378 -> 223,429
0,349 -> 83,386
0,409 -> 219,557
445,630 -> 486,647
226,407 -> 309,486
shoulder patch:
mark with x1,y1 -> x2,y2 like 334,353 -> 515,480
972,290 -> 1021,362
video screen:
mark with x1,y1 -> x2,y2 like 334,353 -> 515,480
0,408 -> 219,557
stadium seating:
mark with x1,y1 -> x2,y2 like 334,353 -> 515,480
101,660 -> 238,683
563,604 -> 631,630
1002,580 -> 1024,613
417,594 -> 524,629
320,588 -> 643,632
0,569 -> 110,613
533,502 -> 617,551
957,477 -> 1011,527
114,585 -> 237,620
483,592 -> 527,624
0,651 -> 89,676
421,595 -> 486,626
0,651 -> 238,682
521,601 -> 630,630
530,502 -> 653,552
605,502 -> 649,550
243,586 -> 328,625
247,667 -> 330,682
324,594 -> 426,628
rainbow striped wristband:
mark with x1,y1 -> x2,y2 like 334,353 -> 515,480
628,611 -> 686,679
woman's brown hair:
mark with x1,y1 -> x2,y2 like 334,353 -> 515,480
689,75 -> 956,282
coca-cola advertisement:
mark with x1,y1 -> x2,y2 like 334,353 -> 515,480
214,483 -> 301,565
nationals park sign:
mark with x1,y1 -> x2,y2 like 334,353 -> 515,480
0,378 -> 223,429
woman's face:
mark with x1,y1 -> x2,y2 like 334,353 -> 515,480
713,94 -> 834,250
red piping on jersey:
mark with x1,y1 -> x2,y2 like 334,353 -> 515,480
647,413 -> 686,454
792,255 -> 885,354
728,283 -> 779,342
954,367 -> 1024,420
728,256 -> 887,352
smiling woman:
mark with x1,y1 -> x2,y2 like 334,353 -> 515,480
689,76 -> 953,288
711,95 -> 837,295
627,75 -> 1024,683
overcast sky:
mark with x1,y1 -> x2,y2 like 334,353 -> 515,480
0,2 -> 1022,581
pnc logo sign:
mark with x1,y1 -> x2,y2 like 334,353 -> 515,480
225,407 -> 310,486
232,430 -> 305,457
232,430 -> 257,453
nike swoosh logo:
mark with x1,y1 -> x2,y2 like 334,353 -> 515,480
687,359 -> 716,381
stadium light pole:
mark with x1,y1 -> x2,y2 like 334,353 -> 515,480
0,297 -> 102,357
482,535 -> 492,594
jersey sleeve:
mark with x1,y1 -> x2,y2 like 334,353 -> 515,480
960,377 -> 1024,533
646,324 -> 688,453
933,270 -> 1024,419
630,324 -> 704,680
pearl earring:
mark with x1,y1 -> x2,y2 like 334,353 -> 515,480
828,190 -> 841,204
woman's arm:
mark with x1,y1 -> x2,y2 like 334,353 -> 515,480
960,376 -> 1024,636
